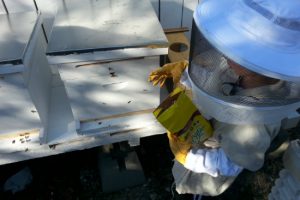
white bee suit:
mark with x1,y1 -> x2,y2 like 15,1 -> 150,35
172,0 -> 300,195
173,65 -> 282,195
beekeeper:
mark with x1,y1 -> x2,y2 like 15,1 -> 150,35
149,0 -> 300,197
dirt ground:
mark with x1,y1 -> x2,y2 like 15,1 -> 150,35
0,127 -> 299,200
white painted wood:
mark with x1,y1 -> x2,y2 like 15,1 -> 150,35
46,0 -> 168,55
0,2 -> 6,14
0,124 -> 165,165
150,0 -> 159,17
3,0 -> 36,13
0,12 -> 43,137
35,0 -> 58,39
45,57 -> 164,145
45,75 -> 77,144
22,14 -> 53,142
59,57 -> 161,122
0,130 -> 41,154
182,0 -> 198,40
0,12 -> 38,63
160,0 -> 184,29
1,0 -> 198,40
0,74 -> 41,136
79,112 -> 159,136
47,47 -> 168,65
0,0 -> 170,164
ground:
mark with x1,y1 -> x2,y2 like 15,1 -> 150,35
0,128 -> 299,200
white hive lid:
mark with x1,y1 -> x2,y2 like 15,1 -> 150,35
46,0 -> 168,56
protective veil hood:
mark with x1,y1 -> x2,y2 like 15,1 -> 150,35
194,0 -> 300,82
188,0 -> 300,125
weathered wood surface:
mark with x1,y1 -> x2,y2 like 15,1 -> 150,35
0,12 -> 42,137
1,0 -> 199,40
0,12 -> 38,64
58,57 -> 160,122
46,0 -> 167,55
0,74 -> 41,136
0,130 -> 40,154
0,60 -> 165,163
0,0 -> 175,165
0,124 -> 165,165
47,47 -> 168,65
0,12 -> 53,147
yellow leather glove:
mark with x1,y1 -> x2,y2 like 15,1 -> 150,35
148,60 -> 188,87
167,131 -> 192,165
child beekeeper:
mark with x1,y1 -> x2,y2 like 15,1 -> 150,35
149,0 -> 300,197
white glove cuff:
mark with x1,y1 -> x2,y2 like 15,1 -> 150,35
184,148 -> 243,177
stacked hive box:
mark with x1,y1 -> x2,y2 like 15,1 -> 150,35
45,0 -> 169,143
0,0 -> 169,164
0,12 -> 53,151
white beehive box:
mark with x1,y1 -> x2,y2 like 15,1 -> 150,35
46,0 -> 168,139
46,0 -> 168,64
0,11 -> 53,152
0,0 -> 201,165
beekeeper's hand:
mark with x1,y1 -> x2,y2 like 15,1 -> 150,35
167,131 -> 192,165
148,60 -> 188,87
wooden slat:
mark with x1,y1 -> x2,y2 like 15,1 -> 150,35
81,109 -> 155,123
47,47 -> 168,65
164,27 -> 189,34
0,123 -> 166,165
0,129 -> 39,140
79,112 -> 159,136
182,0 -> 198,40
0,64 -> 25,74
0,130 -> 40,154
3,0 -> 36,13
160,0 -> 184,29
